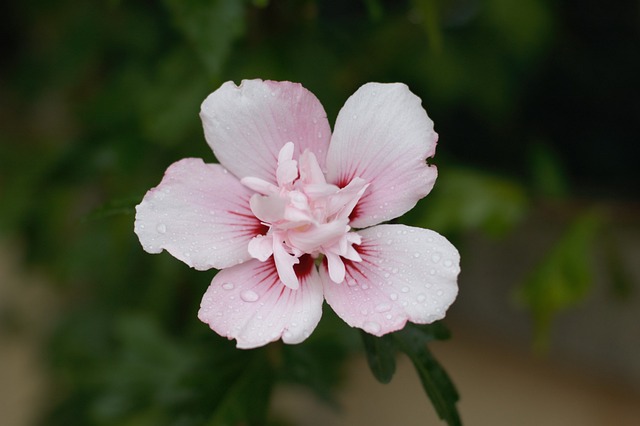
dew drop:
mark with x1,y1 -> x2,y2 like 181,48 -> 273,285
347,278 -> 357,287
444,259 -> 453,267
221,282 -> 234,290
389,293 -> 398,301
417,293 -> 426,302
437,290 -> 444,296
430,269 -> 436,275
361,283 -> 369,290
156,223 -> 167,234
240,290 -> 259,302
363,321 -> 381,334
401,286 -> 410,293
431,253 -> 441,263
375,303 -> 391,313
413,252 -> 420,258
391,267 -> 399,274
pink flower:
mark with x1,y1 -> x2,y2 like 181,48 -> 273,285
135,80 -> 459,348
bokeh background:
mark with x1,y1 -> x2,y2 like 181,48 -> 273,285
1,0 -> 639,425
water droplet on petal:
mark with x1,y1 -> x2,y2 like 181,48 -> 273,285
413,252 -> 420,258
417,293 -> 426,302
375,303 -> 391,313
401,286 -> 410,293
361,283 -> 369,290
240,290 -> 259,302
389,293 -> 398,301
444,259 -> 453,267
221,282 -> 234,290
363,321 -> 381,334
431,253 -> 441,263
437,290 -> 444,296
156,223 -> 167,234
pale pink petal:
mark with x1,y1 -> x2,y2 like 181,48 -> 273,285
247,234 -> 273,262
241,176 -> 278,195
299,150 -> 326,185
287,219 -> 348,253
198,257 -> 323,348
200,80 -> 331,183
325,252 -> 346,284
249,193 -> 286,223
134,159 -> 262,270
325,83 -> 438,228
321,224 -> 459,336
273,236 -> 300,290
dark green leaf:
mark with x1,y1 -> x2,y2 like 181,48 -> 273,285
411,167 -> 528,237
360,331 -> 396,384
83,196 -> 139,222
514,210 -> 603,351
164,0 -> 245,77
206,350 -> 274,426
393,323 -> 461,426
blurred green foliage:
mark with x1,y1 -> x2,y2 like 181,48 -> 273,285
515,211 -> 602,352
1,0 -> 638,424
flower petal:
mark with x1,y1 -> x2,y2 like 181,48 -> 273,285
134,159 -> 262,270
321,224 -> 459,336
326,83 -> 438,228
200,79 -> 332,183
198,256 -> 324,348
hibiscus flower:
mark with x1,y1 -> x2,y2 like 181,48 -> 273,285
134,80 -> 459,348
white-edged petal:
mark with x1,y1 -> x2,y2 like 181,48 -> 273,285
321,224 -> 459,336
200,80 -> 331,183
134,159 -> 261,270
326,83 -> 438,228
198,257 -> 323,348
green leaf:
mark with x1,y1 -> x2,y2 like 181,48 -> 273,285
206,350 -> 274,426
393,323 -> 461,426
514,210 -> 603,351
529,142 -> 569,198
164,0 -> 245,78
83,196 -> 139,222
411,0 -> 443,52
360,331 -> 396,384
411,167 -> 528,237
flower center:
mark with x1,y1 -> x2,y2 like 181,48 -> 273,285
241,142 -> 368,289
